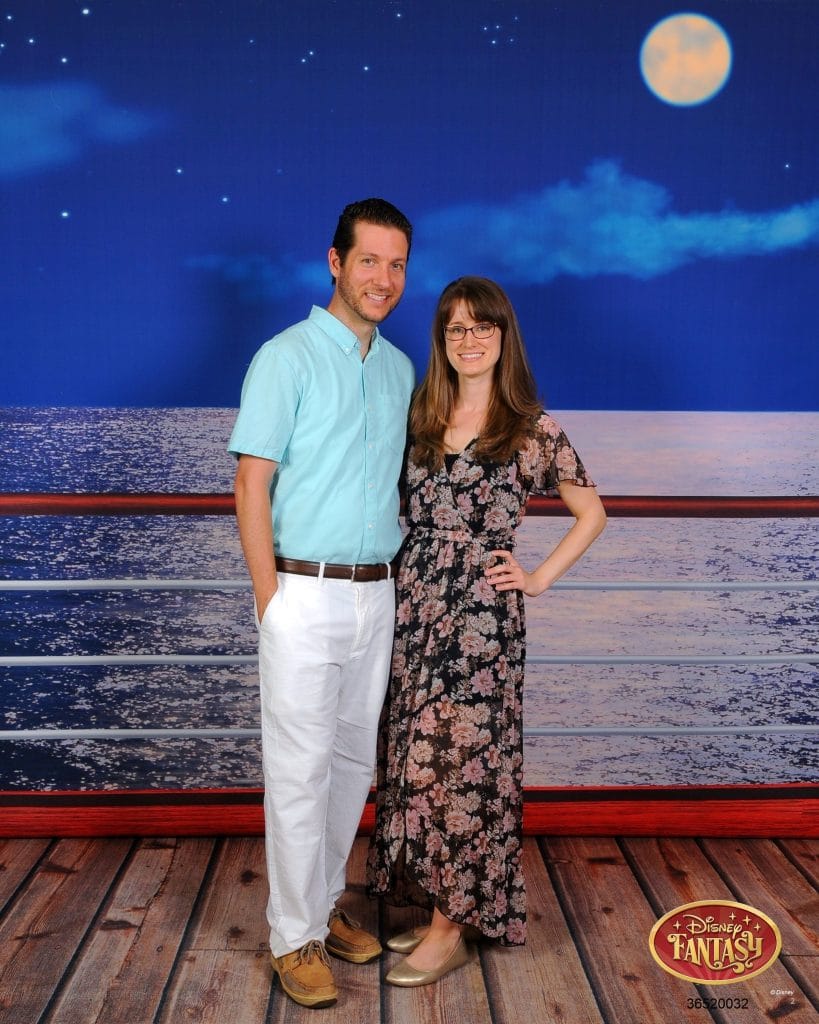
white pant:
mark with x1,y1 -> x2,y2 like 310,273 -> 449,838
256,570 -> 395,957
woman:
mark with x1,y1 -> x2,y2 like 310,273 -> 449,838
366,277 -> 607,987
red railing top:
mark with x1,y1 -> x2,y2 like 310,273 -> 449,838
1,493 -> 817,518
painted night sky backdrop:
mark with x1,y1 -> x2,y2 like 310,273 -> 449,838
1,0 -> 818,410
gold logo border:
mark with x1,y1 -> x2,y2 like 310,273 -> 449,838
649,899 -> 783,986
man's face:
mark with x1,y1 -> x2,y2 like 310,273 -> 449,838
328,222 -> 408,331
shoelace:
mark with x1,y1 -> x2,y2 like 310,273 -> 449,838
329,908 -> 361,930
295,939 -> 331,967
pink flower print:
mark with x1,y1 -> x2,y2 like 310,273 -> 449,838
418,597 -> 444,624
412,766 -> 436,788
485,745 -> 500,768
432,505 -> 460,529
421,478 -> 437,502
470,575 -> 496,606
449,720 -> 479,746
449,890 -> 474,915
462,757 -> 486,785
389,811 -> 404,839
502,811 -> 517,832
496,655 -> 509,680
459,630 -> 483,657
445,810 -> 474,835
406,808 -> 421,839
494,891 -> 508,917
474,832 -> 490,855
484,506 -> 510,531
442,862 -> 459,887
435,542 -> 457,570
470,668 -> 495,697
555,445 -> 578,475
417,706 -> 438,736
426,829 -> 443,855
396,599 -> 412,625
506,918 -> 527,944
497,773 -> 516,797
430,782 -> 448,806
539,413 -> 561,437
412,739 -> 433,764
476,479 -> 493,504
484,854 -> 502,881
456,492 -> 474,516
436,614 -> 456,637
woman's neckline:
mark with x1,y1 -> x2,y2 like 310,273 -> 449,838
442,437 -> 477,456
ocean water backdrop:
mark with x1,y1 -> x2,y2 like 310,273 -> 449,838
0,407 -> 817,790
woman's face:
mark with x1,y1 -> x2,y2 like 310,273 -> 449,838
443,299 -> 502,384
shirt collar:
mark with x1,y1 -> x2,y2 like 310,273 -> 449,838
309,305 -> 381,356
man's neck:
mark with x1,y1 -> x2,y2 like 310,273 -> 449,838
326,297 -> 376,355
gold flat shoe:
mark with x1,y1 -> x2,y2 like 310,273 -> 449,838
385,937 -> 470,987
386,925 -> 429,953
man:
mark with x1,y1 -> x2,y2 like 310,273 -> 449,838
228,198 -> 414,1008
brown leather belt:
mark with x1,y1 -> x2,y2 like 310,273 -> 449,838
275,556 -> 396,582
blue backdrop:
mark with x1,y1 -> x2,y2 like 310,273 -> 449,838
1,0 -> 817,410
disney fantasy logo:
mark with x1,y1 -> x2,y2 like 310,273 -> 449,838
649,900 -> 782,985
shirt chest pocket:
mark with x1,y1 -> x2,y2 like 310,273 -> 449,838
367,392 -> 409,455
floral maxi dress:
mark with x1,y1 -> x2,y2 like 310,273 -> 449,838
366,412 -> 595,945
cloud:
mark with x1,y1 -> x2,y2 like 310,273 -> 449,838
191,161 -> 819,298
409,161 -> 819,289
0,82 -> 157,177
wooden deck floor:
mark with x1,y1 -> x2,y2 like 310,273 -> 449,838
0,835 -> 817,1024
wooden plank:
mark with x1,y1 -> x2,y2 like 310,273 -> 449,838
700,837 -> 819,1009
0,838 -> 132,1024
158,838 -> 271,1024
481,839 -> 604,1024
270,839 -> 382,1024
45,837 -> 215,1024
160,949 -> 272,1024
0,838 -> 51,911
779,838 -> 819,889
184,837 -> 268,952
623,837 -> 817,1024
543,836 -> 713,1023
698,838 -> 819,957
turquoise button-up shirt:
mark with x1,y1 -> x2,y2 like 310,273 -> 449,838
228,306 -> 414,564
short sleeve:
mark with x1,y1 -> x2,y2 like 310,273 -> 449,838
227,341 -> 301,462
519,412 -> 596,496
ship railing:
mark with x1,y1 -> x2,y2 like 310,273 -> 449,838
1,492 -> 817,745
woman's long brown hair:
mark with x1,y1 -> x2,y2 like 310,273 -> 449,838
410,276 -> 542,468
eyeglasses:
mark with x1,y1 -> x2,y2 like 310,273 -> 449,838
443,322 -> 497,341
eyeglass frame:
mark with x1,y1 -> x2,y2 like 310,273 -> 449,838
443,322 -> 498,341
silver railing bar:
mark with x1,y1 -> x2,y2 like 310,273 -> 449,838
2,653 -> 816,668
0,724 -> 817,742
0,578 -> 817,592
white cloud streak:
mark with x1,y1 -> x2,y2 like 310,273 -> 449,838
0,82 -> 157,177
192,160 -> 819,298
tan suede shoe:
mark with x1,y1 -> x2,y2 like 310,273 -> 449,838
325,907 -> 382,963
271,940 -> 338,1008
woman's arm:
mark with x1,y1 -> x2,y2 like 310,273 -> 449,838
486,482 -> 607,597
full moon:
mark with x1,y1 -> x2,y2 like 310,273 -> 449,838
640,13 -> 732,106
